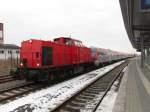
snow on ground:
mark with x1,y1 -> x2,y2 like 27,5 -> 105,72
0,61 -> 124,112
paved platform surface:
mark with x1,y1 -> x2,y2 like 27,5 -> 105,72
113,58 -> 150,112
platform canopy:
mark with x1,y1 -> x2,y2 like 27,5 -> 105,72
119,0 -> 150,51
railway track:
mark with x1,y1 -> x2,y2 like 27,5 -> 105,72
51,61 -> 129,112
0,75 -> 16,84
0,69 -> 10,75
0,82 -> 46,103
0,68 -> 18,84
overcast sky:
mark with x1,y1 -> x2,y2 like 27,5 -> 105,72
0,0 -> 136,53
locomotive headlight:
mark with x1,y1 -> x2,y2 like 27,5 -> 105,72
37,63 -> 40,67
29,39 -> 32,43
20,62 -> 23,67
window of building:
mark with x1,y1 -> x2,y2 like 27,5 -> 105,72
16,50 -> 19,54
0,50 -> 4,54
8,50 -> 12,54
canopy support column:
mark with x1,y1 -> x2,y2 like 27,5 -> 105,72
141,37 -> 145,68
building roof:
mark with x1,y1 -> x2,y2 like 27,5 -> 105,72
0,44 -> 20,49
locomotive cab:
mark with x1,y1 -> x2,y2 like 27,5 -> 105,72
54,37 -> 74,46
18,39 -> 54,80
54,37 -> 84,47
20,39 -> 41,69
20,39 -> 54,69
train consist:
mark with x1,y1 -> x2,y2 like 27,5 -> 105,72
91,47 -> 131,66
13,37 -> 132,82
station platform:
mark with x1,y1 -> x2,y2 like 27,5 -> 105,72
113,57 -> 150,112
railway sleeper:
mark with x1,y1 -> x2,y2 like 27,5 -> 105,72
0,94 -> 10,98
66,104 -> 84,111
81,92 -> 96,97
18,88 -> 28,91
75,97 -> 91,102
87,87 -> 105,92
84,90 -> 100,94
59,110 -> 70,112
94,83 -> 114,87
67,102 -> 84,107
78,94 -> 95,100
60,106 -> 80,112
73,98 -> 87,103
3,92 -> 15,96
11,90 -> 23,94
89,86 -> 106,90
71,100 -> 86,106
94,80 -> 113,84
23,87 -> 33,90
92,83 -> 109,86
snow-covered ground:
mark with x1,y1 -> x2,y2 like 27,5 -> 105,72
0,61 -> 124,112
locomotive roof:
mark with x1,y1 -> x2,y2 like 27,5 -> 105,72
91,47 -> 126,55
54,37 -> 82,43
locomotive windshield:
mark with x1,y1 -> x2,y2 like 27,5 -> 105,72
42,46 -> 53,66
65,39 -> 73,45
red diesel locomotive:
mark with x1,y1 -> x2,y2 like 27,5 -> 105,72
18,37 -> 95,81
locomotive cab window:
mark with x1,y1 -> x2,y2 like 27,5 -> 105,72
75,41 -> 80,46
42,46 -> 53,66
65,41 -> 72,45
65,39 -> 73,46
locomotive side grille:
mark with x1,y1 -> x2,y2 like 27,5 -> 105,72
42,46 -> 53,66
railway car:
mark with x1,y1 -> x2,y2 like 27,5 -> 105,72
90,47 -> 130,66
91,47 -> 113,66
17,37 -> 94,81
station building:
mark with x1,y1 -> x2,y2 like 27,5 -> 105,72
0,44 -> 20,60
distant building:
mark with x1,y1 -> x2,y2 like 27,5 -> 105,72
0,23 -> 4,44
0,44 -> 20,60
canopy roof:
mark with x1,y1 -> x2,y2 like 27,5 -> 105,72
119,0 -> 150,51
